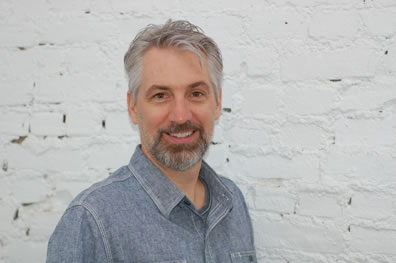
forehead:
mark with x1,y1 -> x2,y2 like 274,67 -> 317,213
141,47 -> 211,88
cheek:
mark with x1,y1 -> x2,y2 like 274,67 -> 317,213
139,107 -> 169,131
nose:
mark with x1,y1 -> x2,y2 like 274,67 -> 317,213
168,97 -> 192,124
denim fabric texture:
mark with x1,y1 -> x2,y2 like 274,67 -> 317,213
47,146 -> 256,263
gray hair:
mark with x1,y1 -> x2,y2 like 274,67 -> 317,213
124,19 -> 223,104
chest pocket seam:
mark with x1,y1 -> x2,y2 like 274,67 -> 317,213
230,250 -> 256,263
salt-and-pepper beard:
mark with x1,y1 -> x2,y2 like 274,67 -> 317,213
146,121 -> 210,171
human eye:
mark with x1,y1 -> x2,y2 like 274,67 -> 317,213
192,91 -> 204,97
151,92 -> 169,102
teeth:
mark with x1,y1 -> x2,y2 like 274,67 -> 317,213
170,131 -> 193,138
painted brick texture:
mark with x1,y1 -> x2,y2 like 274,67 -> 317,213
1,1 -> 396,262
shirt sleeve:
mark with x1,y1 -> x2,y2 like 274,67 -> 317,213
46,204 -> 109,263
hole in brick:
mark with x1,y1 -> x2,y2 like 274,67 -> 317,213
13,209 -> 19,220
22,202 -> 34,207
28,124 -> 31,133
102,120 -> 106,128
348,197 -> 352,205
58,135 -> 67,139
38,42 -> 46,46
17,46 -> 26,51
26,228 -> 30,236
348,225 -> 351,232
226,158 -> 229,163
210,141 -> 220,145
329,79 -> 342,82
2,160 -> 8,172
223,107 -> 232,113
59,72 -> 63,76
285,21 -> 288,24
85,10 -> 91,14
385,50 -> 388,55
33,82 -> 36,87
11,136 -> 27,144
119,12 -> 124,15
63,114 -> 66,123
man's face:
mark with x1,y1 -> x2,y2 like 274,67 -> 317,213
127,47 -> 222,171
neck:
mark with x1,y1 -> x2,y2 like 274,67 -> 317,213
141,146 -> 206,210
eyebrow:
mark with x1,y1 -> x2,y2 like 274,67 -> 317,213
188,81 -> 210,91
145,81 -> 210,97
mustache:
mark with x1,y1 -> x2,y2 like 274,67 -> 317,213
159,121 -> 202,134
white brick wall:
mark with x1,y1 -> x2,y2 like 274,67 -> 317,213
1,1 -> 396,262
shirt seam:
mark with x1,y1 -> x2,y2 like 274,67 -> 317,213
77,203 -> 114,263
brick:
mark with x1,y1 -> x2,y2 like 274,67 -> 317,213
349,192 -> 393,219
247,47 -> 279,77
253,186 -> 296,214
242,88 -> 279,116
229,153 -> 319,180
197,15 -> 245,49
7,241 -> 47,263
252,214 -> 344,253
0,49 -> 37,80
9,175 -> 51,203
283,85 -> 336,115
380,44 -> 396,74
30,112 -> 65,136
0,23 -> 39,48
86,142 -> 137,171
205,144 -> 227,172
309,11 -> 361,39
0,112 -> 29,136
362,9 -> 396,37
350,226 -> 396,254
7,145 -> 85,172
334,115 -> 396,146
298,193 -> 342,218
281,47 -> 375,81
37,75 -> 122,103
0,201 -> 17,234
227,126 -> 271,146
21,209 -> 63,241
339,78 -> 396,111
65,108 -> 102,136
246,7 -> 309,40
322,149 -> 396,183
278,123 -> 325,150
105,111 -> 134,135
39,16 -> 119,45
0,80 -> 33,105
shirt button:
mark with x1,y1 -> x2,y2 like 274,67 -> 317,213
184,199 -> 191,206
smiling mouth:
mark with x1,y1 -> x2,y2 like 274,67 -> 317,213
168,130 -> 195,138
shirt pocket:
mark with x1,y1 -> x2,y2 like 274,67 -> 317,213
230,251 -> 257,263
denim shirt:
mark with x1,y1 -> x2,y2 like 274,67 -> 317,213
47,146 -> 256,263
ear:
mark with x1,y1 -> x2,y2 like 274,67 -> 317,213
127,91 -> 138,124
215,88 -> 222,120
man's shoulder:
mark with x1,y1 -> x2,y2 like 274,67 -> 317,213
217,175 -> 244,194
68,165 -> 135,209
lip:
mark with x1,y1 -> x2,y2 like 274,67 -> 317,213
163,130 -> 199,144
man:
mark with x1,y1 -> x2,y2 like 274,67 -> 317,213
47,20 -> 256,263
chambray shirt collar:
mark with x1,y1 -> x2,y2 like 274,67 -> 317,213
127,145 -> 233,218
